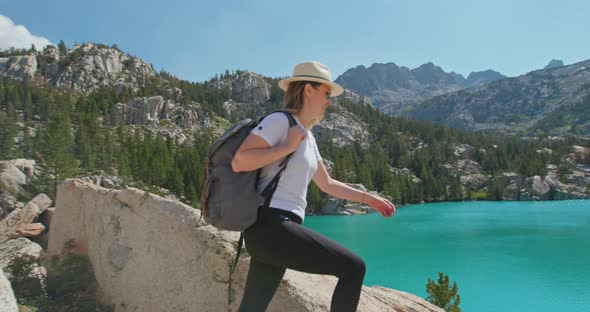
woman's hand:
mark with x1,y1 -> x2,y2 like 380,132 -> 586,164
285,125 -> 307,152
365,193 -> 396,217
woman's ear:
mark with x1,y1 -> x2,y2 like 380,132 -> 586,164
304,83 -> 313,96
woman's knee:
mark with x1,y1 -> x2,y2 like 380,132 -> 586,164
341,254 -> 366,281
353,256 -> 366,279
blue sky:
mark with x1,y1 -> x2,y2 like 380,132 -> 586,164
1,0 -> 589,82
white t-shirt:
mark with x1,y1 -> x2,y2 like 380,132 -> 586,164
250,112 -> 322,221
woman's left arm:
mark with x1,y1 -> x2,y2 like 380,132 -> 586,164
312,160 -> 396,217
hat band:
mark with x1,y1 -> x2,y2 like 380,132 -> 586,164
293,74 -> 330,82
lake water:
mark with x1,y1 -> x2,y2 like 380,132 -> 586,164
305,200 -> 590,312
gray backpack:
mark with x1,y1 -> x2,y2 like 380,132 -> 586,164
200,110 -> 296,230
200,111 -> 297,305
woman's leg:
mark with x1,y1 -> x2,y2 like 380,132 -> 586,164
237,258 -> 286,312
241,210 -> 365,312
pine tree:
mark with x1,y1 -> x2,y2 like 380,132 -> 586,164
307,183 -> 323,213
36,108 -> 78,198
426,272 -> 461,312
58,40 -> 67,57
0,101 -> 17,159
24,89 -> 33,121
448,175 -> 463,201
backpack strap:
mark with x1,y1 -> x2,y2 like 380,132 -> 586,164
227,110 -> 297,310
227,232 -> 244,310
259,110 -> 297,207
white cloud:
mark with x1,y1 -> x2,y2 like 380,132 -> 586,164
0,15 -> 52,51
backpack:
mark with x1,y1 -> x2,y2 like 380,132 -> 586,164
199,111 -> 297,308
200,110 -> 296,230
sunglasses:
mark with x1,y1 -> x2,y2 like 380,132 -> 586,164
313,86 -> 331,99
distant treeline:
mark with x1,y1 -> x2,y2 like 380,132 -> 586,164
1,76 -> 588,211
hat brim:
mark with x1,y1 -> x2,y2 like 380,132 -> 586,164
278,77 -> 344,97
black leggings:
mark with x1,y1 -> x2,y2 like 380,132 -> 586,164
238,207 -> 366,312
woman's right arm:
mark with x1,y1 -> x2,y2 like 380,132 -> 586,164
231,126 -> 307,172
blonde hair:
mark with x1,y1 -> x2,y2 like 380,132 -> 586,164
282,81 -> 323,127
282,80 -> 321,114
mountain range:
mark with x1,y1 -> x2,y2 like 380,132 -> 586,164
335,62 -> 506,114
335,59 -> 589,137
0,43 -> 588,138
406,60 -> 590,136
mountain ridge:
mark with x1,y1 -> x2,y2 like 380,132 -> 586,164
335,61 -> 507,114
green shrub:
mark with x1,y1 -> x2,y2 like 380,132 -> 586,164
426,272 -> 462,312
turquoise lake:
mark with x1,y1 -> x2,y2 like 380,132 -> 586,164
305,200 -> 590,312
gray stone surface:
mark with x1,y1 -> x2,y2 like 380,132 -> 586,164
47,179 -> 443,312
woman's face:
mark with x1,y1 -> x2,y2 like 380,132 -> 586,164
308,83 -> 332,119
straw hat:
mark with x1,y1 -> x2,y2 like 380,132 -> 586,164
278,61 -> 344,97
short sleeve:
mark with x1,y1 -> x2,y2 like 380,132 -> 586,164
250,112 -> 290,147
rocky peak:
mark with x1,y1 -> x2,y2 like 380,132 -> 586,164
464,69 -> 507,88
0,42 -> 156,94
335,61 -> 508,114
544,59 -> 565,70
212,70 -> 271,104
410,62 -> 457,85
409,58 -> 590,136
335,62 -> 417,95
231,70 -> 271,104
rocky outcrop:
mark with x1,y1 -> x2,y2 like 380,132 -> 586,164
0,268 -> 18,312
110,96 -> 217,141
0,162 -> 27,193
213,70 -> 271,104
48,179 -> 442,312
389,166 -> 422,184
1,159 -> 37,220
0,43 -> 156,94
520,176 -> 552,200
4,159 -> 36,182
0,54 -> 38,81
113,96 -> 214,129
230,71 -> 271,104
0,238 -> 45,288
453,144 -> 476,159
314,109 -> 371,148
0,194 -> 52,244
339,89 -> 373,106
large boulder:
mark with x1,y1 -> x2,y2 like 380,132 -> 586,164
0,267 -> 18,312
48,179 -> 443,312
0,162 -> 27,193
453,144 -> 475,159
444,159 -> 483,176
0,194 -> 51,243
461,174 -> 489,190
0,237 -> 46,296
520,176 -> 551,200
5,159 -> 36,182
545,177 -> 589,200
0,193 -> 23,220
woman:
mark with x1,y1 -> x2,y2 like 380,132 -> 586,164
232,61 -> 396,312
